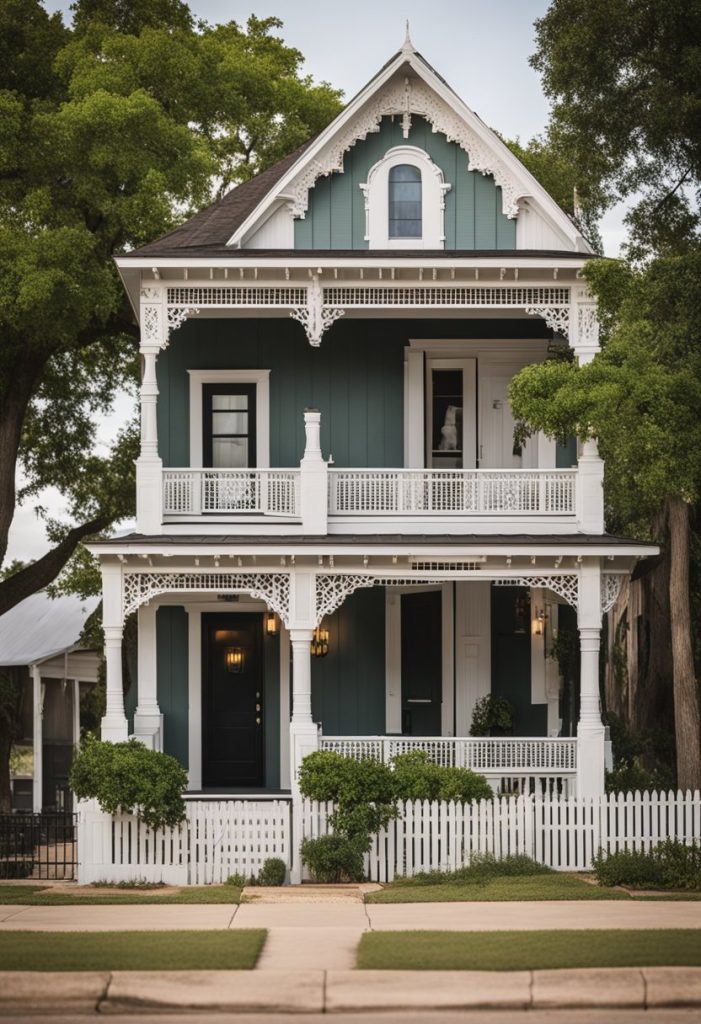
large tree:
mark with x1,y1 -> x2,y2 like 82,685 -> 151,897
509,0 -> 701,787
0,0 -> 342,615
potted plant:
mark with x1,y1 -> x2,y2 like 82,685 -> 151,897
469,695 -> 515,737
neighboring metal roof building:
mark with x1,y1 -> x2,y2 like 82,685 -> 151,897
0,592 -> 100,667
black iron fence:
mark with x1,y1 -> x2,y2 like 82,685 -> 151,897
0,812 -> 78,880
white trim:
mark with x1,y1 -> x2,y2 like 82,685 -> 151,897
279,624 -> 291,789
425,356 -> 477,470
186,608 -> 202,790
31,664 -> 43,812
385,583 -> 453,737
361,146 -> 450,249
187,369 -> 270,469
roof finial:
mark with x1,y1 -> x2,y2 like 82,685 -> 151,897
402,20 -> 415,53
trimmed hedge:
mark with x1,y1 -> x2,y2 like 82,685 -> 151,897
594,840 -> 701,890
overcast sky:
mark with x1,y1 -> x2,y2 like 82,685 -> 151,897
7,1 -> 629,565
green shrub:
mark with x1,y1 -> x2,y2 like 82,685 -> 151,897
392,854 -> 553,887
605,764 -> 674,794
300,835 -> 366,883
391,751 -> 492,803
469,695 -> 514,736
69,735 -> 187,830
298,751 -> 396,848
594,841 -> 701,890
225,873 -> 247,888
258,858 -> 287,887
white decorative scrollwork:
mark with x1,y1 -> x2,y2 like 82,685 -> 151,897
577,303 -> 600,349
282,78 -> 524,220
601,573 -> 624,614
290,276 -> 345,347
315,574 -> 375,621
140,287 -> 163,348
493,575 -> 579,608
123,572 -> 291,623
165,305 -> 200,345
524,305 -> 571,340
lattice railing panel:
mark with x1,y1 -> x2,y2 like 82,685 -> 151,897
166,286 -> 307,307
320,736 -> 578,772
329,469 -> 577,516
162,469 -> 300,517
323,285 -> 570,308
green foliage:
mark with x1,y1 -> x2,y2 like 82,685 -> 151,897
69,735 -> 187,829
300,834 -> 366,884
469,695 -> 515,737
606,765 -> 675,794
257,858 -> 287,887
298,751 -> 396,849
391,751 -> 492,803
594,840 -> 701,890
531,0 -> 701,256
225,873 -> 246,888
391,853 -> 554,887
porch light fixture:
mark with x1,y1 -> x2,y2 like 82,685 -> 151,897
311,625 -> 329,658
265,612 -> 279,637
225,647 -> 244,673
532,608 -> 547,636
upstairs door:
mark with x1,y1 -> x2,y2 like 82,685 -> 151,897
425,359 -> 477,470
400,590 -> 442,735
202,613 -> 264,788
478,372 -> 526,469
203,383 -> 257,468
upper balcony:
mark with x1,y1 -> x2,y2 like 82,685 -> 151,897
142,411 -> 604,537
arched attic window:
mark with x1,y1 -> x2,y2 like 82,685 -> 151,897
389,164 -> 422,238
361,145 -> 450,249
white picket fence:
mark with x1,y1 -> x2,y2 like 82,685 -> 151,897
299,790 -> 701,881
77,797 -> 292,885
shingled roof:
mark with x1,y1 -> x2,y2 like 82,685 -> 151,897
127,137 -> 317,258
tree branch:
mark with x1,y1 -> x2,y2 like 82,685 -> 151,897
0,516 -> 110,616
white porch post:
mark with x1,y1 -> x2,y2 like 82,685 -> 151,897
133,603 -> 163,750
289,570 -> 319,884
576,437 -> 604,534
136,286 -> 164,535
576,562 -> 605,796
300,410 -> 328,535
31,664 -> 43,812
101,563 -> 128,742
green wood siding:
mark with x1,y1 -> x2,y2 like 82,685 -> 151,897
157,317 -> 546,468
294,116 -> 516,250
157,606 -> 189,768
311,587 -> 386,735
490,586 -> 547,737
263,630 -> 281,788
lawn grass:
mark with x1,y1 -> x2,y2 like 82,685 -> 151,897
366,874 -> 631,902
0,929 -> 266,971
357,929 -> 701,971
0,884 -> 241,905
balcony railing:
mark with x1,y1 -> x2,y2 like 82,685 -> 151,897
320,736 -> 578,773
328,469 -> 577,517
162,469 -> 300,517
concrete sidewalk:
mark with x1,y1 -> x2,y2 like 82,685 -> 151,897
2,900 -> 700,971
1,967 -> 701,1015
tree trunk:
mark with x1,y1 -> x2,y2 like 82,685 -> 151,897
0,361 -> 41,566
668,494 -> 701,790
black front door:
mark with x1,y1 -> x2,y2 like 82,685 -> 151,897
202,613 -> 264,788
401,590 -> 442,735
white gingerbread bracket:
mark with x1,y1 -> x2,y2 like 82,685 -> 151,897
290,276 -> 345,347
492,575 -> 579,608
601,573 -> 624,614
139,286 -> 200,351
123,571 -> 292,624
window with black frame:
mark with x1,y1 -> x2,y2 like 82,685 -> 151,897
389,164 -> 422,238
203,383 -> 256,468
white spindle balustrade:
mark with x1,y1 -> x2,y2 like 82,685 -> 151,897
328,469 -> 577,516
163,469 -> 300,517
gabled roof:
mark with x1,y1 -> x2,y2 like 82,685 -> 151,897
123,34 -> 592,260
0,592 -> 100,667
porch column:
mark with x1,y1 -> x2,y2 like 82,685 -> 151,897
576,437 -> 604,534
133,603 -> 163,750
31,664 -> 43,812
576,562 -> 605,797
101,563 -> 129,742
136,285 -> 164,536
300,409 -> 328,535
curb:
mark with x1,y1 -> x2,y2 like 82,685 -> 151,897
0,966 -> 700,1014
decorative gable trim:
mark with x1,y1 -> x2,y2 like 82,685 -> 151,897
360,145 -> 451,249
229,44 -> 591,253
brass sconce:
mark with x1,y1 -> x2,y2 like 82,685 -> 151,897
311,625 -> 329,658
265,612 -> 279,637
225,647 -> 244,673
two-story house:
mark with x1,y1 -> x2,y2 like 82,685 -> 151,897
89,34 -> 655,808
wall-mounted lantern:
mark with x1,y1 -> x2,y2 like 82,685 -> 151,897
532,607 -> 547,636
311,624 -> 329,658
265,612 -> 279,637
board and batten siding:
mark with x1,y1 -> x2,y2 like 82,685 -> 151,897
294,116 -> 516,250
157,318 -> 547,468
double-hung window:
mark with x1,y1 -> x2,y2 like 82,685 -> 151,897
388,164 -> 422,238
203,384 -> 256,468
